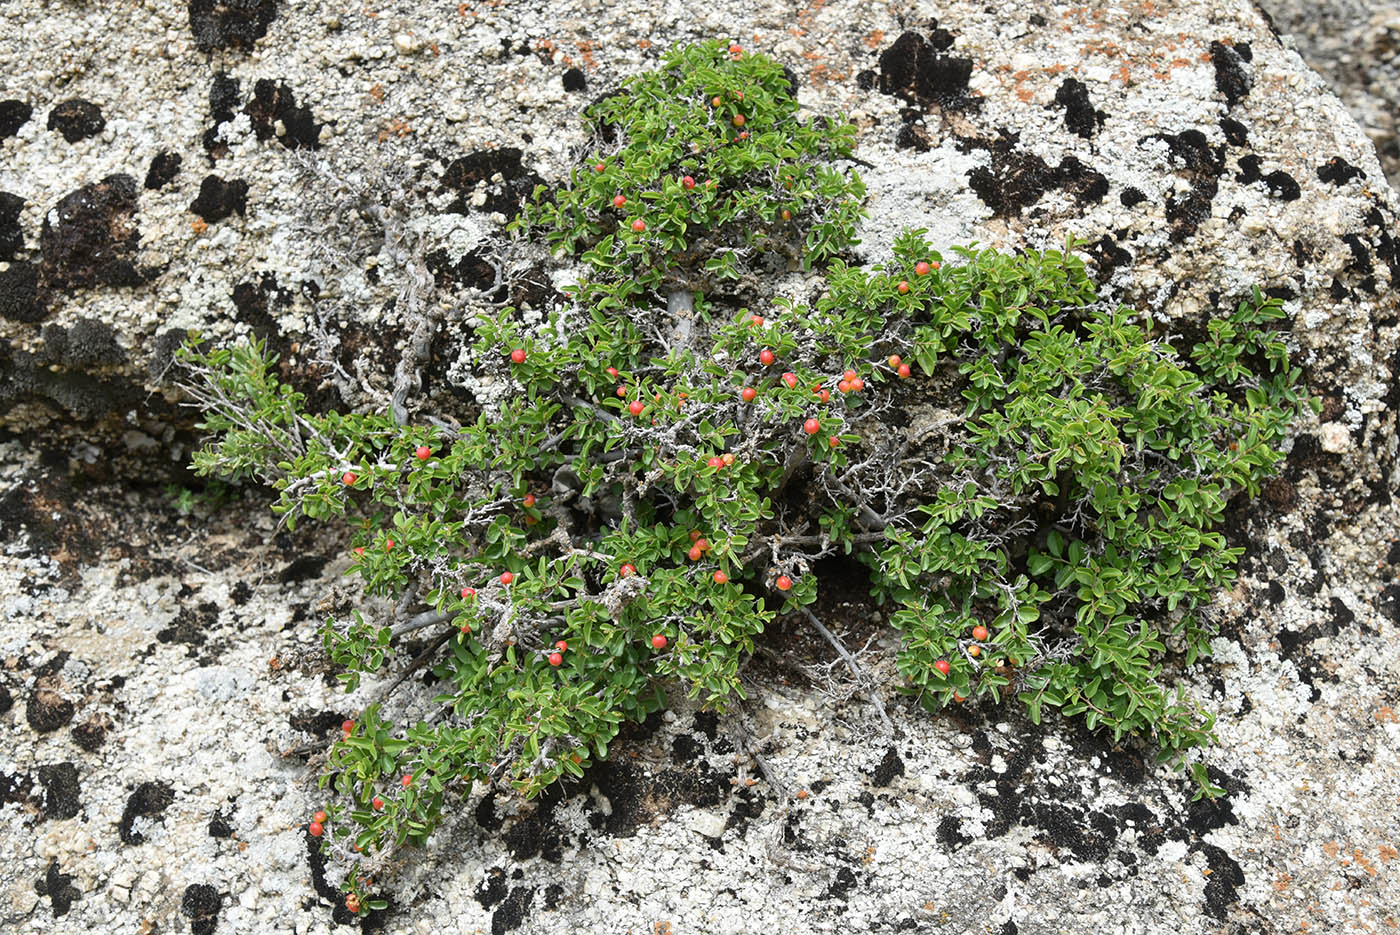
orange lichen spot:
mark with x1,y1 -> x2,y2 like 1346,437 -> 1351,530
1323,841 -> 1341,858
1017,86 -> 1033,102
637,38 -> 651,50
430,42 -> 440,56
865,29 -> 885,48
369,83 -> 385,101
1116,65 -> 1131,84
191,218 -> 208,235
1377,706 -> 1398,723
1273,871 -> 1291,892
1380,845 -> 1398,863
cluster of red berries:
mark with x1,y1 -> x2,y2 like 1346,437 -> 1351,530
704,452 -> 737,469
547,640 -> 568,667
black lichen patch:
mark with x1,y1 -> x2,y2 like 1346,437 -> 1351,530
0,190 -> 24,260
208,808 -> 234,838
190,175 -> 248,223
964,132 -> 1107,217
40,174 -> 147,291
870,746 -> 904,787
47,99 -> 105,143
1141,130 -> 1225,243
1219,118 -> 1248,147
144,151 -> 183,190
1317,157 -> 1365,186
869,29 -> 976,113
1210,41 -> 1252,108
0,339 -> 143,418
188,0 -> 279,52
244,79 -> 322,150
492,886 -> 535,935
1235,154 -> 1262,185
26,683 -> 75,733
0,99 -> 32,137
1050,79 -> 1104,138
231,272 -> 293,344
181,883 -> 223,935
202,72 -> 241,159
936,815 -> 973,849
1263,170 -> 1301,201
440,148 -> 545,219
562,68 -> 586,92
37,763 -> 81,819
71,712 -> 111,751
35,859 -> 80,917
118,780 -> 175,844
822,866 -> 858,901
157,600 -> 219,656
1120,187 -> 1146,208
1195,841 -> 1245,920
426,248 -> 500,295
1084,233 -> 1133,284
41,318 -> 124,368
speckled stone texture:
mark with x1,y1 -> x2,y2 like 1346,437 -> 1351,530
1,2 -> 1398,934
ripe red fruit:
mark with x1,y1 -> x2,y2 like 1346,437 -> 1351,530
729,42 -> 742,54
415,445 -> 431,461
888,354 -> 902,368
651,634 -> 668,649
385,539 -> 394,551
818,389 -> 830,402
953,692 -> 966,703
342,471 -> 357,486
341,720 -> 354,734
732,114 -> 746,127
628,400 -> 645,415
972,625 -> 989,641
613,194 -> 626,207
850,377 -> 865,392
897,280 -> 909,294
843,369 -> 857,382
460,587 -> 476,599
915,261 -> 932,276
759,349 -> 775,365
619,563 -> 637,578
711,96 -> 722,108
522,493 -> 536,508
594,163 -> 605,173
897,363 -> 911,379
741,386 -> 757,402
606,366 -> 619,377
313,810 -> 327,824
616,385 -> 628,397
695,537 -> 710,552
353,547 -> 365,556
713,570 -> 729,584
510,348 -> 527,364
837,380 -> 851,393
749,314 -> 765,326
499,571 -> 515,585
556,640 -> 568,651
549,651 -> 563,666
706,456 -> 722,468
781,209 -> 791,220
309,821 -> 324,837
803,418 -> 820,435
781,372 -> 797,388
934,659 -> 951,675
631,218 -> 646,232
688,544 -> 703,561
775,574 -> 793,591
682,175 -> 695,190
829,435 -> 840,447
401,774 -> 413,787
346,894 -> 360,913
372,797 -> 384,810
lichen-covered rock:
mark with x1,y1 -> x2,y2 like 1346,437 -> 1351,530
0,2 -> 1396,935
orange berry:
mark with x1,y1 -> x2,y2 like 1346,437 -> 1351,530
775,574 -> 793,591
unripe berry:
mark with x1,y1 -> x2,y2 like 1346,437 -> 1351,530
781,209 -> 791,220
711,96 -> 722,108
510,348 -> 527,364
651,634 -> 668,649
897,280 -> 909,294
888,355 -> 902,368
616,385 -> 628,397
720,453 -> 735,466
803,418 -> 820,435
313,810 -> 327,824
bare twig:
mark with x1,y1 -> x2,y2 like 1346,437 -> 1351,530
798,606 -> 896,736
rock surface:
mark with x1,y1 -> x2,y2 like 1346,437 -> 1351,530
1,2 -> 1398,934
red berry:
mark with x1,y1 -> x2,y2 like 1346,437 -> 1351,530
372,797 -> 384,810
341,720 -> 354,734
353,547 -> 365,556
729,42 -> 742,54
934,659 -> 951,675
851,377 -> 865,392
803,418 -> 820,435
460,587 -> 476,599
888,355 -> 902,368
346,895 -> 360,913
711,96 -> 722,108
613,194 -> 626,207
972,625 -> 989,641
775,574 -> 793,591
631,218 -> 646,232
402,774 -> 413,787
897,363 -> 911,379
556,640 -> 568,651
838,380 -> 851,393
818,389 -> 830,402
713,570 -> 729,584
741,386 -> 757,402
688,544 -> 703,561
953,692 -> 966,703
732,114 -> 745,127
706,456 -> 723,468
737,131 -> 748,140
500,571 -> 515,585
749,314 -> 764,327
781,371 -> 797,388
897,280 -> 909,294
385,539 -> 394,551
759,349 -> 775,365
510,348 -> 527,364
522,493 -> 536,508
549,652 -> 563,667
843,369 -> 857,382
651,634 -> 668,649
313,810 -> 327,824
628,400 -> 645,416
696,538 -> 710,552
682,175 -> 695,190
619,563 -> 637,579
606,366 -> 619,377
781,209 -> 791,220
594,163 -> 605,173
829,436 -> 839,447
343,471 -> 357,486
415,445 -> 431,461
616,385 -> 628,397
915,261 -> 932,276
309,821 -> 323,837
